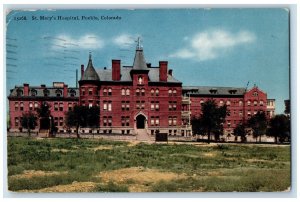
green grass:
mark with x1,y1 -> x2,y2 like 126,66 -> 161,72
7,137 -> 291,192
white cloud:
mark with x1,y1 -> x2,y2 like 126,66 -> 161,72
170,29 -> 256,61
113,34 -> 136,47
50,34 -> 104,50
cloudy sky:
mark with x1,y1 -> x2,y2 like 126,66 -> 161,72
6,9 -> 289,113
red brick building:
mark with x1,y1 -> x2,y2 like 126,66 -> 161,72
7,44 -> 275,137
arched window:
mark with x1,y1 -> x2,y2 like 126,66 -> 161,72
121,88 -> 125,96
173,89 -> 177,96
136,88 -> 140,96
168,89 -> 172,96
151,89 -> 154,96
16,88 -> 23,96
141,88 -> 145,96
108,88 -> 112,96
126,88 -> 130,96
103,88 -> 107,96
155,89 -> 159,96
55,89 -> 62,97
43,89 -> 49,97
30,89 -> 37,96
69,89 -> 76,97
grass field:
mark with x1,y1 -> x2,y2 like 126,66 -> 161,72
7,137 -> 291,192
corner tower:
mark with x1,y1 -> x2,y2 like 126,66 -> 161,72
78,53 -> 100,107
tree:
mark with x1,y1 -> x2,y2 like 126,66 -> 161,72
195,99 -> 228,143
36,102 -> 55,136
65,105 -> 100,138
247,111 -> 267,142
233,123 -> 247,142
21,112 -> 37,136
267,114 -> 290,143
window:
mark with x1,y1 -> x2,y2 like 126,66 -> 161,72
54,117 -> 59,126
155,102 -> 159,111
141,88 -> 145,96
108,101 -> 112,111
81,88 -> 85,96
70,89 -> 76,97
54,102 -> 58,111
173,89 -> 177,96
121,101 -> 125,111
253,92 -> 258,96
226,100 -> 231,106
136,101 -> 145,110
14,102 -> 19,111
239,100 -> 243,106
254,100 -> 258,106
56,89 -> 62,97
68,103 -> 72,111
59,103 -> 63,111
121,88 -> 125,96
103,101 -> 107,111
138,76 -> 143,85
239,111 -> 243,117
260,100 -> 264,106
168,89 -> 172,96
108,88 -> 112,96
59,117 -> 64,126
29,102 -> 33,110
168,117 -> 172,126
126,101 -> 130,111
15,117 -> 19,127
89,101 -> 93,108
121,116 -> 130,126
89,88 -> 93,95
247,111 -> 251,116
136,89 -> 140,96
150,101 -> 155,111
227,121 -> 231,127
16,89 -> 23,96
173,117 -> 177,125
219,100 -> 224,106
247,100 -> 251,106
151,89 -> 154,96
200,100 -> 204,105
169,101 -> 177,111
150,118 -> 155,126
126,89 -> 130,96
20,102 -> 24,111
43,89 -> 49,97
155,89 -> 159,96
103,88 -> 107,96
103,116 -> 107,126
155,117 -> 160,126
31,89 -> 37,96
34,102 -> 38,109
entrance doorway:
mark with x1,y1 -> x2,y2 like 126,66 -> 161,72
136,114 -> 146,129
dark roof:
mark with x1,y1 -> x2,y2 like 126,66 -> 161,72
133,48 -> 148,70
96,67 -> 181,83
82,55 -> 100,81
182,86 -> 246,96
9,86 -> 79,98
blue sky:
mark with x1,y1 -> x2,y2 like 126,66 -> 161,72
6,9 -> 289,113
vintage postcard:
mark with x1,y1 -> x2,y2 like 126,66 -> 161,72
5,8 -> 291,194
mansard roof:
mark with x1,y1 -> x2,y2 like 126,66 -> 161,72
8,86 -> 79,98
182,86 -> 246,96
96,66 -> 181,83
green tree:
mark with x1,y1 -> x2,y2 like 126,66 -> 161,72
196,99 -> 228,143
233,123 -> 247,142
36,102 -> 55,135
247,111 -> 267,142
267,114 -> 290,143
65,105 -> 100,138
21,112 -> 37,136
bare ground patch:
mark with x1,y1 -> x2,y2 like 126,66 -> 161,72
10,170 -> 68,180
97,167 -> 187,192
88,145 -> 114,151
20,181 -> 97,193
51,148 -> 72,153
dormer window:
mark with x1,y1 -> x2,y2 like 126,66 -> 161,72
16,88 -> 23,96
31,89 -> 37,96
43,89 -> 49,97
229,90 -> 237,94
253,92 -> 258,96
69,89 -> 76,97
209,89 -> 217,94
55,89 -> 62,97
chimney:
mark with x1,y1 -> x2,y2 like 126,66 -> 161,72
112,60 -> 121,81
159,61 -> 168,82
168,69 -> 173,76
23,83 -> 29,96
147,63 -> 151,68
63,84 -> 68,97
81,64 -> 84,79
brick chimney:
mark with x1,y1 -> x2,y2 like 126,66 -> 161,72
81,64 -> 84,79
159,61 -> 168,82
23,83 -> 29,96
168,69 -> 173,76
63,84 -> 68,97
112,60 -> 121,81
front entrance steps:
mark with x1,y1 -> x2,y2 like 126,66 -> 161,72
135,129 -> 152,142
